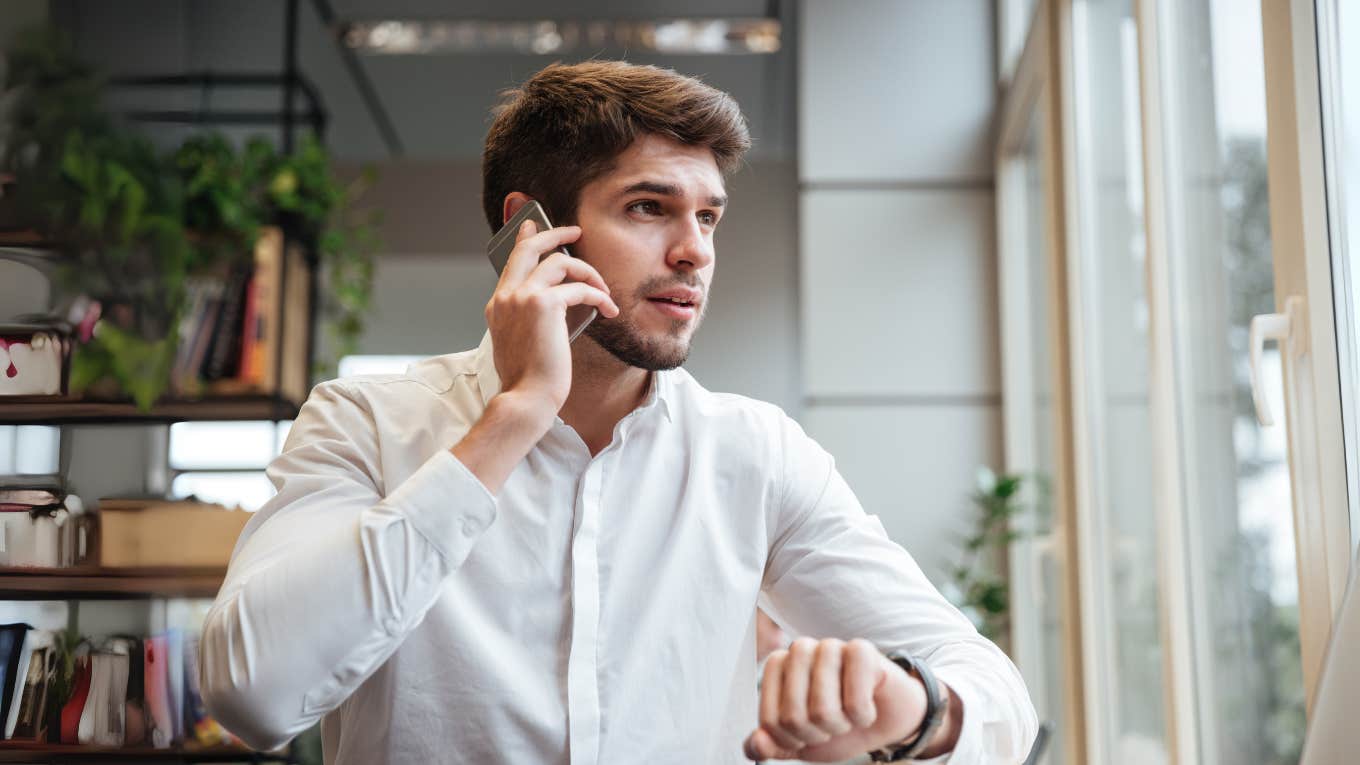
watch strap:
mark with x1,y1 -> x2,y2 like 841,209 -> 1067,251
868,651 -> 944,762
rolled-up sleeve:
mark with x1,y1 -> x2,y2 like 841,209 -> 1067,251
761,415 -> 1037,763
199,380 -> 497,750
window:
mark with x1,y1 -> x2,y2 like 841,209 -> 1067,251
0,425 -> 60,475
1068,1 -> 1167,761
169,420 -> 290,511
166,355 -> 424,510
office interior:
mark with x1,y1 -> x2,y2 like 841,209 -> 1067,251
1,0 -> 1359,763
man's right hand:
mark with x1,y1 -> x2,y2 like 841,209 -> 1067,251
484,219 -> 619,417
452,218 -> 619,496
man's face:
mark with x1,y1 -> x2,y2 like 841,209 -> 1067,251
570,133 -> 725,371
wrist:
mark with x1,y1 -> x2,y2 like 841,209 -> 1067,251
489,389 -> 559,433
870,653 -> 951,762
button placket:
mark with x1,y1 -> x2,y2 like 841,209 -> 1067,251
565,453 -> 604,765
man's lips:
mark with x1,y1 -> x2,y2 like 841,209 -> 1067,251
646,298 -> 698,320
644,289 -> 701,320
646,286 -> 702,305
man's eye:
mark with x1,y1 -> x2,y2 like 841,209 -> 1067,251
698,211 -> 718,226
628,200 -> 662,215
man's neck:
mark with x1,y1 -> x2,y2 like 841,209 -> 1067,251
558,338 -> 652,456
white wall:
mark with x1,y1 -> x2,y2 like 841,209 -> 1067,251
797,0 -> 1000,585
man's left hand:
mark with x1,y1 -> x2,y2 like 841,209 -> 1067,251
743,637 -> 945,762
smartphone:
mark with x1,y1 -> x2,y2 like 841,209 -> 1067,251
486,200 -> 597,342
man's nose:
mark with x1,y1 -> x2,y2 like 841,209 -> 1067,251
665,219 -> 714,271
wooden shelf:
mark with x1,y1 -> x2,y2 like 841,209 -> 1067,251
0,741 -> 287,762
0,394 -> 302,425
0,228 -> 57,249
0,566 -> 226,599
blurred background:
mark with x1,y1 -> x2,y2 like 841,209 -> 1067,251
1,1 -> 1359,763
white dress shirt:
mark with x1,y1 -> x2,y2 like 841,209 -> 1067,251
200,332 -> 1036,764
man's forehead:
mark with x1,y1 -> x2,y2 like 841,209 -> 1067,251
603,135 -> 725,194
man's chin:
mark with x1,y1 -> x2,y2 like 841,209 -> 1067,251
584,321 -> 693,371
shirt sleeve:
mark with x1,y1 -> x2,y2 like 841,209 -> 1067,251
199,379 -> 497,750
761,414 -> 1038,764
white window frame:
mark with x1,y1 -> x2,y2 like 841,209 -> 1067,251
1256,0 -> 1355,708
996,2 -> 1092,762
1002,0 -> 1360,761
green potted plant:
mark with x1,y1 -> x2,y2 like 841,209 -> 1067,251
1,27 -> 378,409
949,467 -> 1026,651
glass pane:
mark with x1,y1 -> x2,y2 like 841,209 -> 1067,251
169,421 -> 278,469
1072,1 -> 1167,761
6,425 -> 61,474
1321,0 -> 1360,549
1021,101 -> 1069,765
1159,1 -> 1306,762
171,472 -> 274,512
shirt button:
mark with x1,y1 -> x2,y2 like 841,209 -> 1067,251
383,617 -> 401,636
461,518 -> 483,537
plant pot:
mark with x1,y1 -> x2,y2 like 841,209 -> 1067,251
0,321 -> 72,397
69,319 -> 178,410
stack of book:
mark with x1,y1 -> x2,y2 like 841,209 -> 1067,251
171,226 -> 311,403
0,479 -> 92,568
0,624 -> 239,749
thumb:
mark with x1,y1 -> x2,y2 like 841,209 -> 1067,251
744,728 -> 800,761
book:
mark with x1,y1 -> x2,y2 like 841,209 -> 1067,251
9,644 -> 54,740
0,624 -> 30,731
143,634 -> 171,749
5,629 -> 46,737
123,636 -> 146,745
202,265 -> 252,382
165,628 -> 184,743
211,227 -> 311,400
76,648 -> 128,746
237,230 -> 283,388
59,654 -> 91,744
176,281 -> 226,394
279,239 -> 312,403
181,633 -> 233,746
0,488 -> 61,505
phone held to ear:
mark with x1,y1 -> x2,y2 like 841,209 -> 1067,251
486,200 -> 598,342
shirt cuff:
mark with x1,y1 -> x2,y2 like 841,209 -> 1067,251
379,448 -> 498,566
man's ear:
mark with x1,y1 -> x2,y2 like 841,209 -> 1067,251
502,192 -> 534,225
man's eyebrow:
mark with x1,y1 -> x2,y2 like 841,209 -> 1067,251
618,180 -> 727,208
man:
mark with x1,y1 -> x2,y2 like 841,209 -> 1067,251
200,61 -> 1036,764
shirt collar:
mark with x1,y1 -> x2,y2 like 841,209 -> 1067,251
474,330 -> 673,423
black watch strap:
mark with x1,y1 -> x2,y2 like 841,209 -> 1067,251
868,651 -> 944,762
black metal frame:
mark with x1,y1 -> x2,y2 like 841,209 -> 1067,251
98,0 -> 347,418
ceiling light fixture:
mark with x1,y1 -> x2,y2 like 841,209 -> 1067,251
340,19 -> 781,55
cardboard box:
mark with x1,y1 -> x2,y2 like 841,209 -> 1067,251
97,500 -> 251,568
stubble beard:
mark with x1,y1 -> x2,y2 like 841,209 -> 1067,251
583,279 -> 708,371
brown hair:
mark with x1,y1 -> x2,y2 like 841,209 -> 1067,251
481,61 -> 751,231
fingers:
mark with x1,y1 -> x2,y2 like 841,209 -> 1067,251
758,651 -> 805,753
808,639 -> 854,738
780,638 -> 834,746
546,282 -> 619,318
841,639 -> 881,729
501,220 -> 582,285
526,252 -> 611,297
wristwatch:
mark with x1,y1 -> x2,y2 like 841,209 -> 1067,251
868,651 -> 945,762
